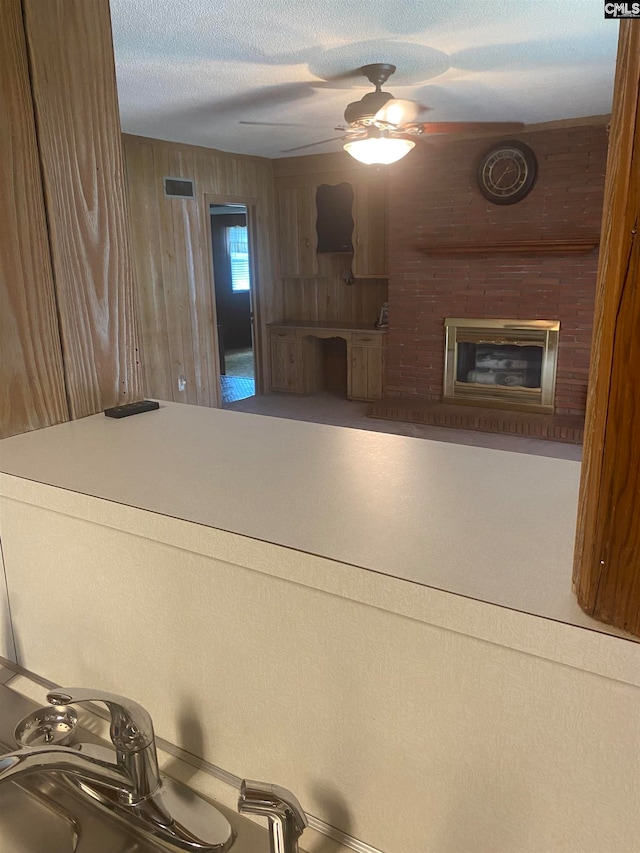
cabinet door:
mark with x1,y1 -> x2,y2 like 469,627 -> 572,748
276,186 -> 319,277
352,180 -> 388,278
349,339 -> 384,400
269,332 -> 303,392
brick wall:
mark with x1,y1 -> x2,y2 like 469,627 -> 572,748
385,122 -> 607,415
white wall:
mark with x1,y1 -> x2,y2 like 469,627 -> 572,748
1,475 -> 639,853
0,541 -> 15,663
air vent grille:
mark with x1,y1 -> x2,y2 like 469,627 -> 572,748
163,177 -> 194,199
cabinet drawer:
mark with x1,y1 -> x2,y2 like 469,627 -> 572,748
269,329 -> 298,342
352,332 -> 384,347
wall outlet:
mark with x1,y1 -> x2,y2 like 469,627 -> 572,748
178,375 -> 187,391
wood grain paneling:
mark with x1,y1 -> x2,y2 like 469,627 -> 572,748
353,178 -> 387,277
23,0 -> 143,418
0,0 -> 68,438
123,134 -> 278,404
276,153 -> 389,326
281,254 -> 387,325
573,21 -> 640,635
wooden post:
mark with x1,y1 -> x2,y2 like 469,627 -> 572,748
573,21 -> 640,635
22,0 -> 143,418
0,0 -> 69,437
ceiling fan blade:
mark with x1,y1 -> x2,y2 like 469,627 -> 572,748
240,121 -> 309,127
200,82 -> 317,120
412,121 -> 525,135
281,136 -> 346,153
307,66 -> 369,88
373,99 -> 430,127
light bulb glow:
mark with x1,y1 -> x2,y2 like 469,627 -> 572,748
375,101 -> 405,127
344,136 -> 415,165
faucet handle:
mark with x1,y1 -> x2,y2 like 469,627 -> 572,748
239,779 -> 308,853
47,688 -> 154,753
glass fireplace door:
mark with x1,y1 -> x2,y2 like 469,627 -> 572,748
444,319 -> 560,413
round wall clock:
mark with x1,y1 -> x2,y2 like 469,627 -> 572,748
477,140 -> 538,205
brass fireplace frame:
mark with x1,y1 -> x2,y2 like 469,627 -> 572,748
443,318 -> 561,413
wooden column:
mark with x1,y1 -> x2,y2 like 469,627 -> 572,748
0,0 -> 69,438
573,21 -> 640,635
22,0 -> 143,418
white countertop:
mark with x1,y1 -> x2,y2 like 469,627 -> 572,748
0,400 -> 631,638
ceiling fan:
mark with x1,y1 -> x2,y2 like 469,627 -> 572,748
254,64 -> 525,165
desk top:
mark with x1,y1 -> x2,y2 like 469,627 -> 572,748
268,320 -> 386,333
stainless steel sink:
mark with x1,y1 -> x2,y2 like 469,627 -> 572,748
0,778 -> 79,851
0,771 -> 165,851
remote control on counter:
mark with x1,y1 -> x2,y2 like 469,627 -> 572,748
104,400 -> 160,419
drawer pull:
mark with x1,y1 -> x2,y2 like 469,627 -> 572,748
359,337 -> 372,342
277,332 -> 287,337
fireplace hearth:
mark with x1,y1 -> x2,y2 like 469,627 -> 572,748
444,319 -> 560,413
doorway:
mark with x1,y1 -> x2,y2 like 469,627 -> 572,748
210,204 -> 256,403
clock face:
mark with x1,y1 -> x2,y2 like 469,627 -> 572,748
477,141 -> 538,205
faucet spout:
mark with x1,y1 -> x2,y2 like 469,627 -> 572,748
0,743 -> 129,793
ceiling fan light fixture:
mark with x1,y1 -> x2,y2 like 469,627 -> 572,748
344,133 -> 415,165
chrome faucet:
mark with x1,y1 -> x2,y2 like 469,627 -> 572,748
47,687 -> 160,804
238,779 -> 308,853
0,687 -> 235,852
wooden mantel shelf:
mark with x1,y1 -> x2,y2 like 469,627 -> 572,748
418,238 -> 599,256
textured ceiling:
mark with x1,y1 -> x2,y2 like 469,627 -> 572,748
109,0 -> 618,159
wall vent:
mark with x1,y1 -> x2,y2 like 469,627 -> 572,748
163,176 -> 195,199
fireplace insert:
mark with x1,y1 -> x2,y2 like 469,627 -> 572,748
444,319 -> 560,413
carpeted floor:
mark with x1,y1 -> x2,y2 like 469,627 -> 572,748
224,348 -> 254,378
223,390 -> 582,460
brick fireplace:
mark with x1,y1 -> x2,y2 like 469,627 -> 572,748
383,120 -> 607,419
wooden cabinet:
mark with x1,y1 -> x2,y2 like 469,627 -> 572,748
276,186 -> 319,277
269,329 -> 303,392
352,180 -> 388,278
275,175 -> 388,279
269,324 -> 385,400
349,333 -> 385,400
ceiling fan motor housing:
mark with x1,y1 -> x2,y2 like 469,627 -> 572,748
344,90 -> 394,125
343,63 -> 398,125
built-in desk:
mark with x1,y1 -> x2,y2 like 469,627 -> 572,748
267,320 -> 387,400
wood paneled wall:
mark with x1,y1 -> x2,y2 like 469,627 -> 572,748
281,255 -> 388,325
123,134 -> 278,404
275,152 -> 389,326
1,0 -> 141,439
0,0 -> 68,437
23,0 -> 143,418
